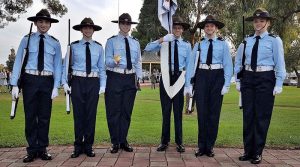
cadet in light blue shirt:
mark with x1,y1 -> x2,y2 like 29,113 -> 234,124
105,13 -> 142,154
144,16 -> 191,153
10,9 -> 61,163
187,15 -> 233,158
61,18 -> 106,158
234,8 -> 286,164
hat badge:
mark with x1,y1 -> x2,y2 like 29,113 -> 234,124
256,13 -> 260,16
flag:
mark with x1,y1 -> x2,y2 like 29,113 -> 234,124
158,0 -> 177,33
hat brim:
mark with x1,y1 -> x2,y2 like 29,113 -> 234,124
198,20 -> 225,29
111,20 -> 138,24
27,16 -> 59,23
73,24 -> 102,31
173,22 -> 190,31
245,16 -> 276,21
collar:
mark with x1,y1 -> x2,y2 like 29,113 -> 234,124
35,31 -> 49,39
204,36 -> 217,42
118,32 -> 129,39
253,31 -> 268,39
80,38 -> 93,45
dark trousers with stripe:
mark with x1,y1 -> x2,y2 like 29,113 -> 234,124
71,76 -> 100,152
22,73 -> 53,155
159,73 -> 184,145
194,69 -> 224,152
105,71 -> 137,145
241,71 -> 275,156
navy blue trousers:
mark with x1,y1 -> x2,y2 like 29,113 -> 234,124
22,73 -> 53,155
241,71 -> 275,156
105,71 -> 137,145
71,76 -> 100,152
194,69 -> 224,152
159,73 -> 184,145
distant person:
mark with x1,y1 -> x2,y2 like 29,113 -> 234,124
0,70 -> 6,93
234,8 -> 286,164
150,73 -> 156,89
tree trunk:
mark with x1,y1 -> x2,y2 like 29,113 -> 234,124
293,67 -> 300,88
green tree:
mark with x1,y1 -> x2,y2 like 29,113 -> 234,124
0,0 -> 67,28
6,48 -> 15,72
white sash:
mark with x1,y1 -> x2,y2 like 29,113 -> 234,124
160,42 -> 185,99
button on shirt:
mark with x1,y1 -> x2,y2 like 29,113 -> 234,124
186,37 -> 233,87
10,32 -> 62,88
105,33 -> 142,79
61,39 -> 106,88
234,31 -> 286,87
144,37 -> 192,73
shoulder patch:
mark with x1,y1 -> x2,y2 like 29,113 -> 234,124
268,33 -> 278,38
71,40 -> 80,45
49,35 -> 59,42
94,41 -> 102,46
200,38 -> 205,41
217,37 -> 224,41
130,36 -> 139,41
108,35 -> 117,40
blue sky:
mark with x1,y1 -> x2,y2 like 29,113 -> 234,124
0,0 -> 143,65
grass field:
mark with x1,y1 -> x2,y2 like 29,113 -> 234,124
0,85 -> 299,148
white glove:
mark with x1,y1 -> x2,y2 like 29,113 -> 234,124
63,84 -> 71,94
221,86 -> 230,95
11,86 -> 19,99
184,86 -> 193,96
273,86 -> 283,95
51,88 -> 59,99
236,82 -> 241,92
163,34 -> 175,42
99,87 -> 105,94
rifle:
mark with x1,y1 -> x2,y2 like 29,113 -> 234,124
65,19 -> 72,114
236,16 -> 247,109
10,23 -> 33,119
187,30 -> 202,112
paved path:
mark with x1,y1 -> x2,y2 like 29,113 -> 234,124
0,146 -> 299,167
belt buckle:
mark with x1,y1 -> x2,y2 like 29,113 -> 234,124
208,65 -> 212,70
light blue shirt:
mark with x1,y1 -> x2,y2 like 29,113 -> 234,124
61,39 -> 106,88
186,37 -> 233,87
234,31 -> 286,87
105,33 -> 142,79
11,32 -> 62,88
144,37 -> 192,73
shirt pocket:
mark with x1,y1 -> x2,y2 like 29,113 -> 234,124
130,45 -> 139,63
45,46 -> 55,56
259,40 -> 273,57
73,47 -> 85,62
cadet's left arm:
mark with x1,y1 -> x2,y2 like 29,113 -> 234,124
273,37 -> 286,87
222,41 -> 233,87
135,42 -> 143,79
54,42 -> 62,88
98,46 -> 107,88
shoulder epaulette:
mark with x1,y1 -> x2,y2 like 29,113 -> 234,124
130,36 -> 139,41
108,35 -> 117,40
94,41 -> 102,46
217,37 -> 224,41
49,35 -> 59,42
268,33 -> 278,38
183,39 -> 190,43
71,40 -> 80,45
200,38 -> 205,41
247,34 -> 254,37
24,32 -> 33,37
